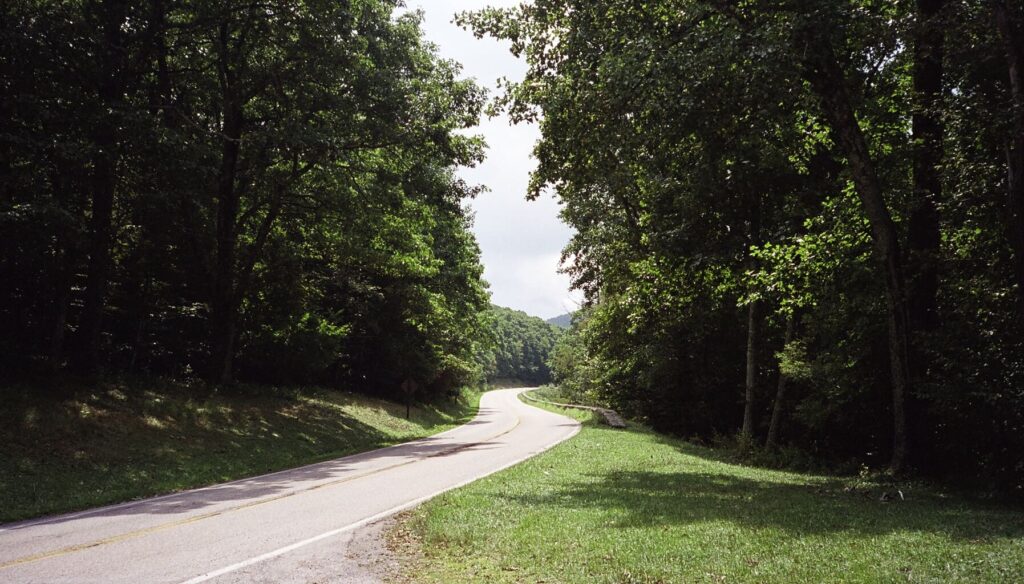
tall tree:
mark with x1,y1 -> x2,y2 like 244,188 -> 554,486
1,1 -> 492,396
794,7 -> 913,474
75,0 -> 132,375
741,299 -> 762,440
765,314 -> 799,449
908,0 -> 945,334
994,1 -> 1024,306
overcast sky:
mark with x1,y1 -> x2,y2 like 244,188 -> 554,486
407,0 -> 580,320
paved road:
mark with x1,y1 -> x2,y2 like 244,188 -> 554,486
0,388 -> 579,583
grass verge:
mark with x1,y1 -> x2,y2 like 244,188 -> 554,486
402,394 -> 1024,583
0,376 -> 480,524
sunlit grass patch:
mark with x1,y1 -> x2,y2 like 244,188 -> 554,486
405,399 -> 1024,583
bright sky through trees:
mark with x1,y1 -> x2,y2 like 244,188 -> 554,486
410,0 -> 580,319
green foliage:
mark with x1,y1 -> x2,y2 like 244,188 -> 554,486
776,339 -> 813,383
478,305 -> 562,385
0,1 -> 491,401
462,0 -> 1024,491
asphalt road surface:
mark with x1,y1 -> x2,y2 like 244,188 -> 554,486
0,388 -> 579,583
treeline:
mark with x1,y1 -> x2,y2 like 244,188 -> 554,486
478,305 -> 561,384
0,1 -> 491,399
468,1 -> 1024,488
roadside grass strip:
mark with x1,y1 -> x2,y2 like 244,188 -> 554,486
405,402 -> 1024,583
0,378 -> 480,523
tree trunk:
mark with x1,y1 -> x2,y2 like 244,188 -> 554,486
994,2 -> 1024,306
766,314 -> 797,450
741,300 -> 762,439
46,154 -> 76,375
211,100 -> 242,384
800,30 -> 913,474
127,274 -> 151,372
48,250 -> 74,375
76,0 -> 129,377
908,0 -> 945,334
77,133 -> 116,376
150,0 -> 176,129
210,22 -> 243,384
211,309 -> 238,384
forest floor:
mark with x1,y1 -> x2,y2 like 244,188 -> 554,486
0,376 -> 479,524
398,393 -> 1024,583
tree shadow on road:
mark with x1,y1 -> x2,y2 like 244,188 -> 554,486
0,379 -> 483,524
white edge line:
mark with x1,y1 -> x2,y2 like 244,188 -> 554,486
178,407 -> 580,584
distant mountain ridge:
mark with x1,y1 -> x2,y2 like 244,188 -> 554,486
545,312 -> 573,328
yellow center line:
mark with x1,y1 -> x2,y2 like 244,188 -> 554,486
0,412 -> 522,571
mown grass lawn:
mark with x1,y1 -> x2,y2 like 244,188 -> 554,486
0,377 -> 479,523
405,400 -> 1024,583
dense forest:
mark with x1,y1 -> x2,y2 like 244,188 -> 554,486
5,0 -> 1023,492
467,1 -> 1024,489
0,1 -> 492,401
478,305 -> 561,384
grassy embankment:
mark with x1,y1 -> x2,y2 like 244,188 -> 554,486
0,377 -> 480,524
403,388 -> 1024,583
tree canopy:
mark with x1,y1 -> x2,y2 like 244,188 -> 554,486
467,0 -> 1024,489
478,305 -> 562,385
1,1 -> 490,401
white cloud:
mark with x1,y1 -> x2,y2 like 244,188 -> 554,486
408,0 -> 581,319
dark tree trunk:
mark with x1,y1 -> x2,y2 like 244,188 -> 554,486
77,134 -> 116,375
211,309 -> 238,384
48,249 -> 75,375
46,155 -> 76,375
905,0 -> 946,469
908,0 -> 945,334
740,194 -> 764,440
211,101 -> 242,384
150,0 -> 176,129
150,2 -> 209,300
995,2 -> 1024,306
210,22 -> 243,384
127,274 -> 151,372
766,314 -> 797,450
800,30 -> 913,475
741,300 -> 762,439
76,0 -> 129,377
128,317 -> 146,372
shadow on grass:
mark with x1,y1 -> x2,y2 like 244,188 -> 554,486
1,438 -> 501,531
0,379 -> 480,524
502,428 -> 1024,544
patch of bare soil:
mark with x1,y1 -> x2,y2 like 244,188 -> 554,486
342,512 -> 422,583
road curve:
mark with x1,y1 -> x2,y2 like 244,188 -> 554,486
0,388 -> 579,583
